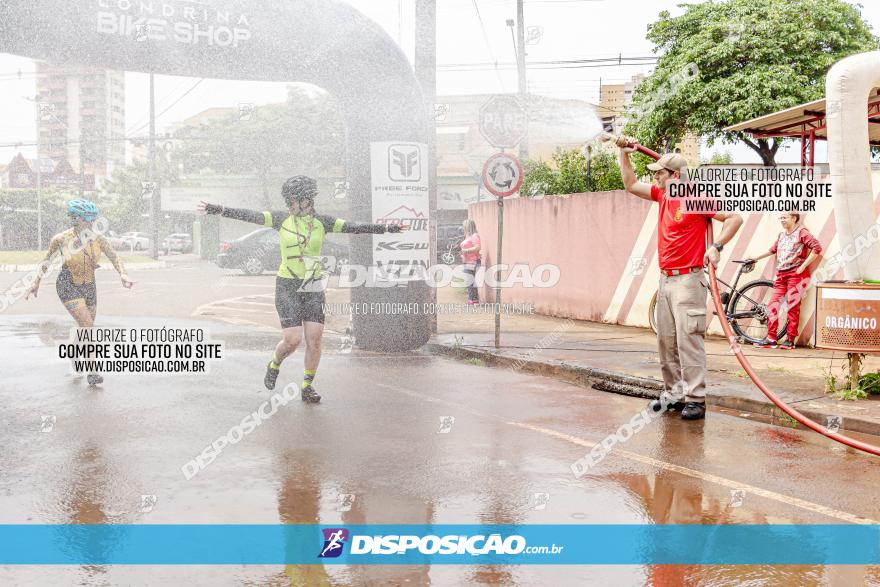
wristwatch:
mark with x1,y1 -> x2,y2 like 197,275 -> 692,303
711,242 -> 723,252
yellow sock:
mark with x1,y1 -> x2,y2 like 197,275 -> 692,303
302,369 -> 316,389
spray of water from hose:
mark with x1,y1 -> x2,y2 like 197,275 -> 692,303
599,133 -> 880,457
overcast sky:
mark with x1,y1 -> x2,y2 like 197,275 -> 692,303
0,0 -> 877,165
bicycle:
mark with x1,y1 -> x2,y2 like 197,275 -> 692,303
648,260 -> 788,345
440,242 -> 460,265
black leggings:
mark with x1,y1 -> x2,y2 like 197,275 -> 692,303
275,276 -> 326,328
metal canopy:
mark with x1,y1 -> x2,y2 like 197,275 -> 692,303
723,88 -> 880,166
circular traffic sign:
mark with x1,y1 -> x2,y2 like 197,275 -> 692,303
481,152 -> 523,198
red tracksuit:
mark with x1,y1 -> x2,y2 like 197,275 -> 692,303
766,227 -> 822,343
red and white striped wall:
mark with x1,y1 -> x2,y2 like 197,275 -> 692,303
469,171 -> 880,345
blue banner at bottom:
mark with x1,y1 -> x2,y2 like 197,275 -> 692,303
0,525 -> 877,565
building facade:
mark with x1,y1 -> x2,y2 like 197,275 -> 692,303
600,73 -> 701,165
36,62 -> 126,183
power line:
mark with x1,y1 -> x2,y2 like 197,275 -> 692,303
438,55 -> 655,67
470,0 -> 508,92
124,75 -> 197,135
126,78 -> 205,137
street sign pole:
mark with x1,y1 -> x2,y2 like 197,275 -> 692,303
480,151 -> 523,349
495,194 -> 503,348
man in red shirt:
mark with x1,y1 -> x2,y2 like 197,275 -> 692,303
618,147 -> 743,420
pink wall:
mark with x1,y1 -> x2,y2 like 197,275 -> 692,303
469,187 -> 878,345
469,191 -> 651,321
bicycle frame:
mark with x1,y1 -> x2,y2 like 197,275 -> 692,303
711,264 -> 766,318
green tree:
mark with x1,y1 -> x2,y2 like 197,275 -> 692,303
552,148 -> 589,195
172,87 -> 343,208
627,0 -> 876,165
521,159 -> 555,197
588,151 -> 625,192
99,157 -> 178,233
521,148 -> 650,195
702,151 -> 734,165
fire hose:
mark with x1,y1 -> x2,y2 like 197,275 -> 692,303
602,133 -> 880,457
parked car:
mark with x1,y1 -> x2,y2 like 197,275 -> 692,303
119,231 -> 150,251
162,233 -> 193,254
105,230 -> 126,250
217,228 -> 349,276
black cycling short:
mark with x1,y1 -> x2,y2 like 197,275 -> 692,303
56,267 -> 97,307
275,276 -> 325,328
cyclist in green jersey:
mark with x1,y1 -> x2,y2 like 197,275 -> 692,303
198,175 -> 404,403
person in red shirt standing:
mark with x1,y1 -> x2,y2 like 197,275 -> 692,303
746,213 -> 822,350
618,146 -> 743,420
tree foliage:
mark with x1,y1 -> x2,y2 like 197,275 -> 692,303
627,0 -> 876,165
521,148 -> 653,196
99,156 -> 178,233
171,87 -> 343,207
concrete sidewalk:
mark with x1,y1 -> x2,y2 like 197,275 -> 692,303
432,299 -> 880,437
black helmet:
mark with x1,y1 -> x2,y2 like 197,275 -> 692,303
281,175 -> 318,206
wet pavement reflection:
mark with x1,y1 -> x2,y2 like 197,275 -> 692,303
1,317 -> 879,585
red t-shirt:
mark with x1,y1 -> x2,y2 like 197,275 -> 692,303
652,184 -> 714,271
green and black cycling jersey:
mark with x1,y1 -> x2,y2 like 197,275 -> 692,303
214,206 -> 393,280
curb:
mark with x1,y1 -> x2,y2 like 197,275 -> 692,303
427,342 -> 880,438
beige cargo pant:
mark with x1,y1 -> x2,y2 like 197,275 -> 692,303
656,271 -> 708,403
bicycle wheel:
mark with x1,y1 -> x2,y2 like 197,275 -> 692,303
648,290 -> 658,335
729,280 -> 788,344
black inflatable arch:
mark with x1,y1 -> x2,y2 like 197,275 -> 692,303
0,0 -> 431,351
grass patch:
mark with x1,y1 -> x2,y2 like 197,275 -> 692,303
0,250 -> 154,264
776,412 -> 799,428
830,387 -> 868,401
824,365 -> 875,400
731,369 -> 748,379
464,357 -> 486,367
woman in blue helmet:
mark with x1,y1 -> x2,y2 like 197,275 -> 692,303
26,199 -> 134,386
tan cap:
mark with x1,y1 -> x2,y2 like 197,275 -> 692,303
647,153 -> 688,173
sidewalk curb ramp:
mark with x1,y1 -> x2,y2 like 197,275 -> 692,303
427,342 -> 880,439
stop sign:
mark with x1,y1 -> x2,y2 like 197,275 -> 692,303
479,95 -> 528,148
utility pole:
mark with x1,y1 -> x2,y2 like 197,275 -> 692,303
78,132 -> 85,198
35,103 -> 42,250
148,72 -> 159,260
415,0 -> 437,332
516,0 -> 528,161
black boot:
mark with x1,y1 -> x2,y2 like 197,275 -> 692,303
681,402 -> 706,420
301,385 -> 321,403
649,398 -> 686,413
264,362 -> 279,391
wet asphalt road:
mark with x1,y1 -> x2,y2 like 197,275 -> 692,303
1,313 -> 880,586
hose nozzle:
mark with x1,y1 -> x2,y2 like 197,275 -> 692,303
599,132 -> 635,149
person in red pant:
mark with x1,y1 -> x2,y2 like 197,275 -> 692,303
747,213 -> 822,350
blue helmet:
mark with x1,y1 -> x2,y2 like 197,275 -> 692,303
67,199 -> 99,222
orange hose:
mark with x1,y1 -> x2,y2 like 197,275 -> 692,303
706,225 -> 880,456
